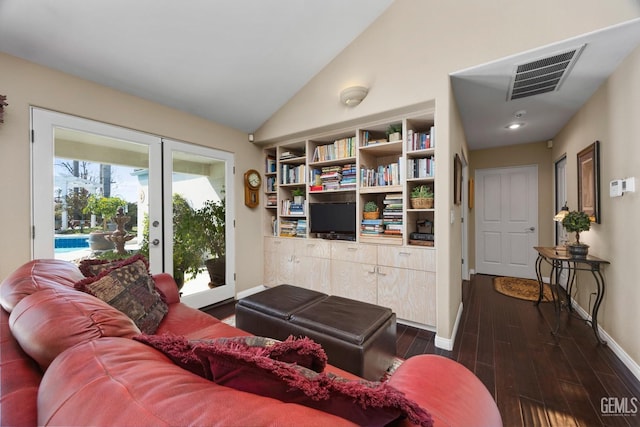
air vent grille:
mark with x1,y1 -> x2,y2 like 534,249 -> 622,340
508,44 -> 585,101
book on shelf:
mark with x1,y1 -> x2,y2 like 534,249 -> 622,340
360,218 -> 384,235
281,199 -> 306,216
280,150 -> 304,160
280,219 -> 302,237
361,131 -> 388,146
265,156 -> 276,173
280,164 -> 306,184
406,126 -> 435,151
359,160 -> 401,188
311,137 -> 356,162
407,157 -> 435,179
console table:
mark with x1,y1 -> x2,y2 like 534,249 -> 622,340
534,246 -> 610,345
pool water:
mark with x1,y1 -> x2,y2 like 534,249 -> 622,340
55,235 -> 90,249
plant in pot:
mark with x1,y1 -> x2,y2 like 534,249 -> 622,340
410,185 -> 434,209
562,210 -> 591,258
291,187 -> 305,205
193,198 -> 226,288
386,123 -> 402,142
363,201 -> 380,220
83,194 -> 127,251
170,194 -> 207,289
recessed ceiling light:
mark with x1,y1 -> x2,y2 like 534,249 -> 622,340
506,123 -> 524,130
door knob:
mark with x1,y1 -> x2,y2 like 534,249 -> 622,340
526,227 -> 535,232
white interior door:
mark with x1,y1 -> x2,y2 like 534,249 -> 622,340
475,165 -> 538,279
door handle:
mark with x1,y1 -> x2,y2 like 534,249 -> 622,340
526,227 -> 535,232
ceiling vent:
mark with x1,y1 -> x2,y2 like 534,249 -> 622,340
508,44 -> 585,101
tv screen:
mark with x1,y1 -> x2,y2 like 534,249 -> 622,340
309,202 -> 356,238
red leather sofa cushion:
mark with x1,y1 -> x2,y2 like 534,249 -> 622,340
9,287 -> 140,369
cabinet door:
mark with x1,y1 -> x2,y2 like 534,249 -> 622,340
264,237 -> 296,285
377,267 -> 436,326
295,255 -> 331,294
331,259 -> 377,304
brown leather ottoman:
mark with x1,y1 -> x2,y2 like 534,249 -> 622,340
236,285 -> 396,380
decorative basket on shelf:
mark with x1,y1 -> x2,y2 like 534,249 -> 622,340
410,197 -> 434,209
363,210 -> 380,220
363,201 -> 380,220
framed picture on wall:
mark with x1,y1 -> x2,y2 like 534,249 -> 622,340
577,140 -> 600,223
454,153 -> 462,205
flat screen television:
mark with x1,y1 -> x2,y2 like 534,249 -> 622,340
309,202 -> 356,240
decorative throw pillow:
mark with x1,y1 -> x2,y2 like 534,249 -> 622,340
134,334 -> 328,376
78,254 -> 167,302
75,256 -> 168,334
135,333 -> 432,427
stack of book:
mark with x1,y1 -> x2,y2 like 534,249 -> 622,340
339,164 -> 357,190
320,165 -> 342,191
361,131 -> 387,146
295,220 -> 307,237
382,193 -> 403,236
360,218 -> 384,235
266,193 -> 277,207
281,199 -> 305,216
280,150 -> 303,160
279,219 -> 300,237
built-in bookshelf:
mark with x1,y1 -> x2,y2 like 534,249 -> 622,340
262,108 -> 436,247
261,106 -> 438,327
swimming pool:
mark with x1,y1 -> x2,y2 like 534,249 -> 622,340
54,235 -> 90,249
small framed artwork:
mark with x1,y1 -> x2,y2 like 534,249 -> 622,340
577,140 -> 600,223
454,153 -> 462,205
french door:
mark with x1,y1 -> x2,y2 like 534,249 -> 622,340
31,108 -> 234,307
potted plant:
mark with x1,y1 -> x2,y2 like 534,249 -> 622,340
410,185 -> 434,209
83,194 -> 127,251
194,198 -> 226,288
562,210 -> 591,258
363,201 -> 380,220
291,187 -> 305,205
386,123 -> 402,142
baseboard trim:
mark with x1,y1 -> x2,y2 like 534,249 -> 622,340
435,301 -> 464,351
236,285 -> 267,300
570,297 -> 640,382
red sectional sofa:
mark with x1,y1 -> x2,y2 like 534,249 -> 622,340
0,259 -> 502,426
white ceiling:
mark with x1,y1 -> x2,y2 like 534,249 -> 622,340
451,18 -> 640,150
0,0 -> 393,133
2,3 -> 639,149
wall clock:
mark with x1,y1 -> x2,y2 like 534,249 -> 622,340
244,169 -> 261,208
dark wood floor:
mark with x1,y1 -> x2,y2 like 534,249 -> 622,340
202,275 -> 640,426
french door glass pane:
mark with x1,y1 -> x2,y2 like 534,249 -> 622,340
53,128 -> 149,264
171,149 -> 226,298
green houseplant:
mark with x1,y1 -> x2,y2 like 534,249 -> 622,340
363,201 -> 379,220
386,123 -> 402,142
194,198 -> 226,287
562,210 -> 591,258
410,185 -> 434,209
291,187 -> 305,205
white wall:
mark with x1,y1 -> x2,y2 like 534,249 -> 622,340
552,45 -> 640,369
